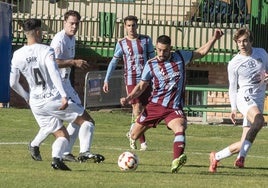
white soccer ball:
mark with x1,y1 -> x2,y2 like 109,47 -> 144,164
118,151 -> 139,171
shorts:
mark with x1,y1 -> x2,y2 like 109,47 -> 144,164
236,92 -> 265,127
126,85 -> 151,106
31,95 -> 84,132
136,102 -> 186,128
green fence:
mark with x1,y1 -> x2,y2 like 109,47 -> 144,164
5,0 -> 268,63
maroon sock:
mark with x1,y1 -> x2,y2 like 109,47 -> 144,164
139,133 -> 146,144
173,132 -> 185,159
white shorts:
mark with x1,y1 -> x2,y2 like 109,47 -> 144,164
236,92 -> 265,127
30,95 -> 84,133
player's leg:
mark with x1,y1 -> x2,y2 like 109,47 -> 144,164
73,110 -> 105,163
51,124 -> 71,171
28,127 -> 50,161
167,116 -> 187,173
62,123 -> 80,162
235,106 -> 264,168
131,103 -> 147,150
63,87 -> 82,161
209,125 -> 250,173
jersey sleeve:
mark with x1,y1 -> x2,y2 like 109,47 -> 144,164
50,32 -> 64,59
263,49 -> 268,72
180,50 -> 193,65
227,61 -> 238,111
10,54 -> 30,101
45,49 -> 67,98
104,42 -> 122,83
141,62 -> 152,81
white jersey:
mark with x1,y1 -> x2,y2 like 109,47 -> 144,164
228,47 -> 268,118
10,43 -> 67,107
10,43 -> 84,130
50,29 -> 81,104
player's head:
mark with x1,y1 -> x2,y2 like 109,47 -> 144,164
124,15 -> 138,38
233,28 -> 253,55
23,18 -> 42,43
156,35 -> 172,61
233,28 -> 254,43
124,15 -> 138,25
64,10 -> 81,36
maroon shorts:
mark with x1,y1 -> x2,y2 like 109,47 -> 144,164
136,102 -> 186,128
126,85 -> 151,106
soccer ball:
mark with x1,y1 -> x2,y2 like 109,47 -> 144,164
118,151 -> 139,171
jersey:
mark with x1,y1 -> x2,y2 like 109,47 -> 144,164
142,50 -> 193,109
10,43 -> 67,107
50,30 -> 81,104
228,47 -> 268,116
10,43 -> 84,130
104,35 -> 155,85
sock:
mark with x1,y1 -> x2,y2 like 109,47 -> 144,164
173,132 -> 185,159
79,121 -> 95,153
64,123 -> 80,155
31,128 -> 50,147
238,140 -> 252,158
139,134 -> 146,144
52,137 -> 68,159
215,147 -> 232,161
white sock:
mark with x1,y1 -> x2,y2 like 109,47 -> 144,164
215,147 -> 232,161
52,137 -> 68,159
79,121 -> 95,153
64,123 -> 80,155
31,128 -> 50,147
238,140 -> 252,158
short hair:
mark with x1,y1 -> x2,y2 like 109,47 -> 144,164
156,35 -> 171,45
23,19 -> 41,31
64,10 -> 81,21
123,15 -> 138,24
233,28 -> 254,43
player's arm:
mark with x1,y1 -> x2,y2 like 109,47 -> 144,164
227,63 -> 238,124
192,29 -> 223,61
10,67 -> 30,102
103,42 -> 123,93
120,80 -> 149,106
56,59 -> 89,70
103,56 -> 120,93
46,53 -> 68,110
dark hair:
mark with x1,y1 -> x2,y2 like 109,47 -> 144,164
64,10 -> 81,21
233,28 -> 254,43
157,35 -> 171,45
123,15 -> 138,24
23,19 -> 41,31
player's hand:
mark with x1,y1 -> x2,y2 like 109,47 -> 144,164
59,97 -> 68,110
214,29 -> 224,40
120,97 -> 128,106
230,110 -> 237,125
74,59 -> 90,70
103,82 -> 109,93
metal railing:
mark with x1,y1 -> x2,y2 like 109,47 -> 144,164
6,0 -> 261,63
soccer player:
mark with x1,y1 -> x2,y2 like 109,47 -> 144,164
103,15 -> 155,150
28,10 -> 105,163
209,28 -> 268,173
10,18 -> 70,170
121,29 -> 223,173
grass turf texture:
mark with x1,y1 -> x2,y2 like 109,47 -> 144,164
1,108 -> 268,188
